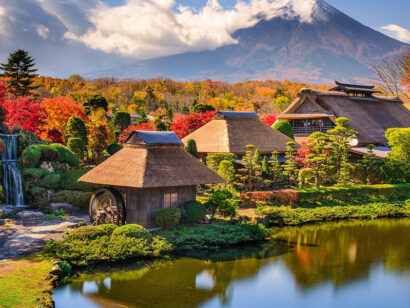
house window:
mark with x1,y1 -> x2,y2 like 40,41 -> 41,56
164,192 -> 178,208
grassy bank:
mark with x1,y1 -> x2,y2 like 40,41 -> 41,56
0,256 -> 54,308
256,200 -> 410,226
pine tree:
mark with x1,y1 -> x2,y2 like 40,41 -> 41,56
269,151 -> 283,188
185,139 -> 199,158
328,117 -> 357,185
65,116 -> 88,160
0,49 -> 38,97
83,95 -> 108,115
217,160 -> 236,189
282,141 -> 299,187
237,145 -> 262,191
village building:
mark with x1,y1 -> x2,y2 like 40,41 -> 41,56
182,111 -> 295,160
79,131 -> 224,228
277,81 -> 410,157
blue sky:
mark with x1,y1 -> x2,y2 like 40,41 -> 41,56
103,0 -> 410,30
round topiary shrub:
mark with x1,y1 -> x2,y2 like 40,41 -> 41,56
272,120 -> 294,139
107,143 -> 123,156
180,201 -> 207,223
112,224 -> 152,240
67,137 -> 86,161
153,208 -> 181,230
50,143 -> 80,167
99,224 -> 117,235
68,226 -> 106,241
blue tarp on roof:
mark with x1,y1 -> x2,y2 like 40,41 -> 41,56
216,111 -> 259,118
134,131 -> 183,145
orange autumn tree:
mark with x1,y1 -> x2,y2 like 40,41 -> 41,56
87,108 -> 114,164
39,96 -> 86,143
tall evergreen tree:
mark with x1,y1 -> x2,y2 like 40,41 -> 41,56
237,145 -> 262,191
269,151 -> 283,188
0,49 -> 38,97
282,141 -> 299,187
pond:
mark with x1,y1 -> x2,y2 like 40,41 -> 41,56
54,219 -> 410,308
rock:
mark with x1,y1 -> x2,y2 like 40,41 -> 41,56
16,210 -> 43,224
0,123 -> 10,134
50,203 -> 74,213
0,205 -> 19,218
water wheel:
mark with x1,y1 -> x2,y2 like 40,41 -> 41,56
89,188 -> 126,226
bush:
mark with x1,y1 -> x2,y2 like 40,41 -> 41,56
61,168 -> 99,192
68,226 -> 106,241
180,201 -> 207,223
272,120 -> 294,139
185,139 -> 198,158
113,111 -> 131,132
206,153 -> 237,172
38,172 -> 61,189
28,186 -> 48,207
65,116 -> 87,145
240,190 -> 299,207
99,224 -> 117,235
67,137 -> 86,160
49,143 -> 79,167
22,144 -> 79,168
22,168 -> 49,181
83,95 -> 108,115
153,208 -> 181,230
51,190 -> 92,208
112,224 -> 152,240
156,223 -> 269,251
256,200 -> 409,226
107,143 -> 122,155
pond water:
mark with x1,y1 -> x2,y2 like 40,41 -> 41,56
54,219 -> 410,308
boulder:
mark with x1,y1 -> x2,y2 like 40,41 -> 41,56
50,203 -> 74,214
16,210 -> 43,224
0,123 -> 10,134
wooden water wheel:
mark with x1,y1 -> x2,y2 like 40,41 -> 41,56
89,188 -> 126,226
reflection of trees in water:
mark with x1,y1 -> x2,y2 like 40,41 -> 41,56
272,219 -> 410,289
67,242 -> 291,308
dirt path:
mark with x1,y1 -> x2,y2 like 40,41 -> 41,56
0,214 -> 89,260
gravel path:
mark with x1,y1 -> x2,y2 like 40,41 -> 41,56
0,214 -> 89,260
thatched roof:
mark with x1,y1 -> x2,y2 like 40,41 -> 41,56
182,111 -> 295,155
79,131 -> 224,188
278,88 -> 410,146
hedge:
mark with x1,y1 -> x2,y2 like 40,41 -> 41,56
256,200 -> 410,226
240,184 -> 410,207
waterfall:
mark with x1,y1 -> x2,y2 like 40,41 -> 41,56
0,134 -> 25,206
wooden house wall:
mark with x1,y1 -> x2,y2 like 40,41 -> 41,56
115,185 -> 196,228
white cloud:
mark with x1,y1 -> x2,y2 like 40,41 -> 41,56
64,0 -> 327,59
35,24 -> 50,39
380,24 -> 410,43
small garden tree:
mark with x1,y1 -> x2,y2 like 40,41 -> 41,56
268,151 -> 284,188
282,141 -> 299,187
204,189 -> 235,221
185,139 -> 199,158
217,160 -> 236,189
237,145 -> 263,191
206,153 -> 237,172
353,145 -> 384,184
65,116 -> 88,160
272,120 -> 294,139
113,111 -> 131,132
83,95 -> 108,115
385,127 -> 410,182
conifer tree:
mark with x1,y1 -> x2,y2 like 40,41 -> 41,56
0,49 -> 38,97
282,141 -> 299,187
185,139 -> 198,158
269,151 -> 283,188
237,145 -> 262,191
218,160 -> 236,189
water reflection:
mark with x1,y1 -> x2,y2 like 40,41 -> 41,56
54,219 -> 410,308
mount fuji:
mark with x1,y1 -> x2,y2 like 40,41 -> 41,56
86,0 -> 409,83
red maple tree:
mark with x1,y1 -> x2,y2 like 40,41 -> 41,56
170,111 -> 215,138
261,114 -> 277,126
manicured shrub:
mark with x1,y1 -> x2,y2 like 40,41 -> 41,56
112,224 -> 152,240
51,190 -> 92,208
83,94 -> 108,115
68,226 -> 106,241
241,190 -> 299,207
38,172 -> 61,189
206,153 -> 237,172
272,120 -> 294,139
67,137 -> 86,160
28,186 -> 48,207
65,116 -> 87,145
180,201 -> 207,223
113,111 -> 131,132
61,168 -> 99,192
156,223 -> 269,251
185,139 -> 198,158
22,144 -> 79,167
107,143 -> 122,155
22,168 -> 49,181
49,143 -> 79,167
99,224 -> 117,235
153,208 -> 182,230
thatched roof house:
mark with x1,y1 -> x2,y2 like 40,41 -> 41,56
182,111 -> 295,157
80,131 -> 223,228
277,82 -> 410,146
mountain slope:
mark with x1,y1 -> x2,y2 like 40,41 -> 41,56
86,0 -> 409,83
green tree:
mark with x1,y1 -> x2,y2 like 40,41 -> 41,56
302,132 -> 331,188
328,117 -> 357,184
185,139 -> 198,158
269,151 -> 284,188
354,145 -> 384,184
154,114 -> 168,131
166,106 -> 174,122
0,49 -> 38,97
192,103 -> 215,113
204,189 -> 234,221
83,95 -> 108,115
237,145 -> 263,191
136,108 -> 149,125
217,160 -> 236,189
273,96 -> 291,112
272,120 -> 294,139
282,141 -> 299,187
113,111 -> 131,132
385,127 -> 410,182
65,116 -> 88,160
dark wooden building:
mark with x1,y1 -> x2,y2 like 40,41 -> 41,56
79,131 -> 223,228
